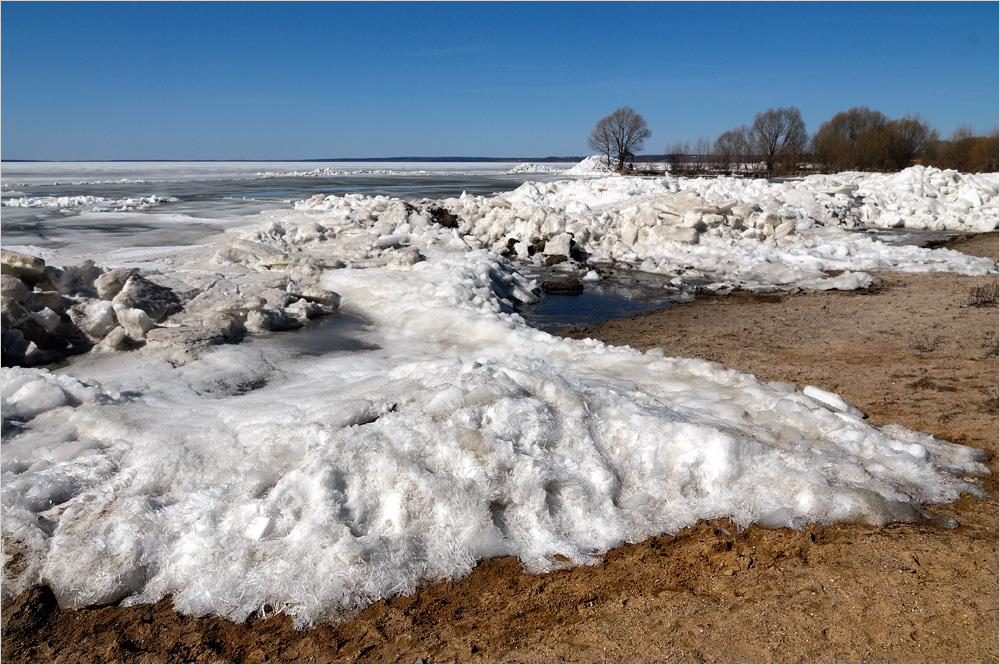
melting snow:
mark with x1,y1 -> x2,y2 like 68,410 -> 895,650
1,162 -> 995,627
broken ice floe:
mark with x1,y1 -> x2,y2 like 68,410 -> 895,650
1,247 -> 340,367
2,194 -> 177,211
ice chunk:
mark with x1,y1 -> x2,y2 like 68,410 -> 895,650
803,385 -> 867,419
374,234 -> 406,249
112,275 -> 181,322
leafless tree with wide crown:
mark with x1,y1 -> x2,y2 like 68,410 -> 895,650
588,107 -> 652,173
751,107 -> 808,176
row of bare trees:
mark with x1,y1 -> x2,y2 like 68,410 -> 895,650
924,125 -> 999,173
708,107 -> 809,176
589,106 -> 997,176
704,106 -> 997,176
811,107 -> 935,172
659,107 -> 811,177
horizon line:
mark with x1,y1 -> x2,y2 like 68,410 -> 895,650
1,156 -> 591,164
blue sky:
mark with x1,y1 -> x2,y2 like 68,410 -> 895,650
2,1 -> 997,160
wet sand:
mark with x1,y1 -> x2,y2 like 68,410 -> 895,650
2,233 -> 997,664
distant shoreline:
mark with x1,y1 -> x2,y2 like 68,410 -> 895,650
1,156 -> 588,164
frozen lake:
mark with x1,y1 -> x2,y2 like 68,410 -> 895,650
1,161 -> 572,263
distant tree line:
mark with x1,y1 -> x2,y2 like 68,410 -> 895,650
593,105 -> 998,176
705,106 -> 997,176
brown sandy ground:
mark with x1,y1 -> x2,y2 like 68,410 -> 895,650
2,233 -> 997,664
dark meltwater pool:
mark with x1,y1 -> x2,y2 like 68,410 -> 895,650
514,267 -> 686,333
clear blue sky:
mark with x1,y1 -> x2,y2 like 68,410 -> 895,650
2,1 -> 997,160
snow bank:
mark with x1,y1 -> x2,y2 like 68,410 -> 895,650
3,165 -> 994,626
1,239 -> 989,624
292,167 -> 993,295
505,163 -> 566,175
565,155 -> 615,175
850,165 -> 999,232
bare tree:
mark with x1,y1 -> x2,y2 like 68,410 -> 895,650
693,137 -> 712,172
885,115 -> 936,170
588,107 -> 652,172
752,107 -> 808,175
812,106 -> 889,171
949,123 -> 976,142
713,129 -> 739,172
732,124 -> 755,173
588,116 -> 614,168
664,141 -> 684,172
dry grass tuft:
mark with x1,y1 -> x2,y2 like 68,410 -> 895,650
967,277 -> 999,307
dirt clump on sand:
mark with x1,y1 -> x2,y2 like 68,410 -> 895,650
3,234 -> 997,664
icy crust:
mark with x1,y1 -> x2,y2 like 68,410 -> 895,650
2,194 -> 177,210
1,367 -> 114,422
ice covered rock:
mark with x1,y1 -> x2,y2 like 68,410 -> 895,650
284,298 -> 328,322
112,275 -> 181,322
543,232 -> 573,256
285,283 -> 341,308
95,268 -> 140,299
645,226 -> 700,246
42,261 -> 102,298
245,308 -> 303,333
1,274 -> 30,303
112,305 -> 154,340
183,280 -> 268,315
67,301 -> 118,341
144,322 -> 235,349
374,234 -> 406,249
1,249 -> 46,280
94,326 -> 130,351
27,307 -> 64,334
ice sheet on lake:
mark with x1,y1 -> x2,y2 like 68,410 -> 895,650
1,162 -> 996,627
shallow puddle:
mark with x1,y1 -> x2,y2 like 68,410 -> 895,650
278,313 -> 378,356
516,266 -> 685,332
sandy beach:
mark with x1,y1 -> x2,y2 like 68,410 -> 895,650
2,232 -> 997,664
